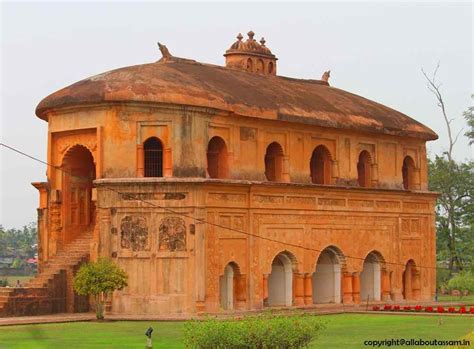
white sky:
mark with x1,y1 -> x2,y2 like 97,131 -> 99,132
1,1 -> 472,228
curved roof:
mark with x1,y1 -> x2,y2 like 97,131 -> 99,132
36,58 -> 438,140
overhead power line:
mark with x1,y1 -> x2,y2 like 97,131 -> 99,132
1,142 -> 446,272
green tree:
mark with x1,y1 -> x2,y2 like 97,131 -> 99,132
429,157 -> 473,273
464,95 -> 474,145
73,259 -> 128,319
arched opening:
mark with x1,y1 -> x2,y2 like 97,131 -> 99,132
268,252 -> 294,306
402,156 -> 415,190
207,136 -> 229,179
264,142 -> 284,182
312,247 -> 342,303
357,151 -> 372,188
144,137 -> 163,177
360,252 -> 383,301
268,62 -> 274,74
310,145 -> 332,184
62,145 -> 96,243
220,262 -> 240,310
246,58 -> 253,72
402,259 -> 419,300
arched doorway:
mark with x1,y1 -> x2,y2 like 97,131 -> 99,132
357,151 -> 372,188
264,142 -> 284,182
268,252 -> 294,306
144,137 -> 163,177
62,145 -> 95,243
207,136 -> 229,179
402,156 -> 415,190
310,145 -> 332,184
403,260 -> 419,300
360,252 -> 382,301
312,247 -> 342,303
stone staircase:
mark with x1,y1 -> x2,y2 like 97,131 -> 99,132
0,232 -> 92,317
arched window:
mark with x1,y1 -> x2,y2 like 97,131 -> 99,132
268,62 -> 274,74
402,156 -> 415,190
265,142 -> 284,182
357,151 -> 372,188
144,137 -> 163,177
207,136 -> 229,179
246,58 -> 253,72
310,145 -> 332,184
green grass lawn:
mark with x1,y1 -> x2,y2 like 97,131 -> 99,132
0,314 -> 472,349
438,294 -> 474,304
0,275 -> 34,287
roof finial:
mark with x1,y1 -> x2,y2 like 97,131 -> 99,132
321,70 -> 331,83
236,33 -> 243,41
260,37 -> 266,46
157,42 -> 171,59
247,30 -> 255,40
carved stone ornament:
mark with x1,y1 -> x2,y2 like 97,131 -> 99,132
120,215 -> 149,251
159,217 -> 186,251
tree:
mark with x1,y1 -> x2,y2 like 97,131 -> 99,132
422,64 -> 473,274
429,158 -> 473,273
464,95 -> 474,145
73,258 -> 128,319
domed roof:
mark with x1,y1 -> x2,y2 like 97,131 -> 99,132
36,57 -> 437,141
226,31 -> 275,58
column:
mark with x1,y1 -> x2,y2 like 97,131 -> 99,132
136,144 -> 144,177
164,148 -> 173,177
382,270 -> 391,301
235,274 -> 247,309
304,274 -> 313,305
342,273 -> 353,304
294,274 -> 305,306
352,272 -> 360,304
282,156 -> 290,182
413,271 -> 421,300
65,269 -> 75,313
263,274 -> 269,306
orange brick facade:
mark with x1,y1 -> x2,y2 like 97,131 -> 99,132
30,32 -> 438,315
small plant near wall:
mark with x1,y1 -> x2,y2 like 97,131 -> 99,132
73,258 -> 128,320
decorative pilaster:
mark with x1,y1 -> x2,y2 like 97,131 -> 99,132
304,274 -> 313,305
294,273 -> 305,305
352,272 -> 361,304
235,274 -> 247,309
263,274 -> 269,306
382,270 -> 391,301
136,144 -> 144,177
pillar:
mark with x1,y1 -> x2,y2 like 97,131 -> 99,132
65,269 -> 75,313
235,274 -> 247,309
294,274 -> 305,306
352,272 -> 360,304
136,144 -> 144,177
282,156 -> 290,182
304,274 -> 313,305
342,273 -> 353,304
164,148 -> 173,177
263,274 -> 269,306
382,270 -> 391,301
412,271 -> 421,300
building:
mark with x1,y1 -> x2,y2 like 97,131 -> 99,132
1,31 -> 438,316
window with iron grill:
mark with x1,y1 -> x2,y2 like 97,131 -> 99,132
144,137 -> 163,177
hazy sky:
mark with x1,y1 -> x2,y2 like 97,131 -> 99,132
1,1 -> 472,228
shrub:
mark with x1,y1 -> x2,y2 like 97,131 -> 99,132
183,314 -> 325,349
383,305 -> 392,311
448,307 -> 455,313
403,306 -> 412,311
470,307 -> 474,314
425,306 -> 434,312
415,305 -> 422,312
459,306 -> 466,314
0,278 -> 7,287
447,272 -> 474,299
437,306 -> 445,313
372,306 -> 380,311
393,305 -> 400,311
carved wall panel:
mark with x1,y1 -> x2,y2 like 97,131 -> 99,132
120,215 -> 149,251
159,217 -> 186,251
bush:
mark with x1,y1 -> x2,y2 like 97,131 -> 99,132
0,278 -> 7,287
183,314 -> 325,349
447,272 -> 474,298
